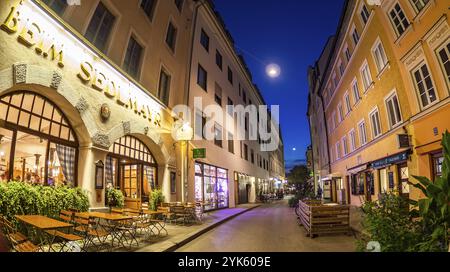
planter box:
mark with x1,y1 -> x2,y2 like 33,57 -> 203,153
298,200 -> 351,238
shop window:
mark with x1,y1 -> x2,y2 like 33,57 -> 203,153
0,92 -> 78,186
85,2 -> 116,52
432,152 -> 443,179
351,174 -> 365,195
195,163 -> 229,211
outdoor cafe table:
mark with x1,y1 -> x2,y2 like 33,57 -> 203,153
15,215 -> 73,252
77,212 -> 133,249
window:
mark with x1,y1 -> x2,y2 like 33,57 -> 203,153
197,64 -> 207,91
0,92 -> 78,186
85,2 -> 116,52
227,98 -> 233,116
42,0 -> 67,15
214,83 -> 222,105
214,124 -> 223,148
165,22 -> 177,52
200,29 -> 209,52
412,63 -> 437,108
243,91 -> 247,104
335,142 -> 341,160
372,39 -> 388,73
432,152 -> 443,179
389,3 -> 410,37
352,79 -> 361,104
216,50 -> 223,70
385,92 -> 402,128
344,46 -> 351,63
360,3 -> 371,25
141,0 -> 157,21
174,0 -> 184,12
352,27 -> 360,46
333,73 -> 339,87
228,67 -> 233,85
331,111 -> 337,130
123,37 -> 143,79
339,61 -> 345,77
361,61 -> 373,91
410,0 -> 429,13
437,41 -> 450,87
158,69 -> 171,105
338,103 -> 343,123
344,92 -> 351,114
342,136 -> 349,156
251,149 -> 255,164
349,129 -> 356,152
358,121 -> 367,146
369,108 -> 382,138
244,144 -> 248,161
228,133 -> 234,154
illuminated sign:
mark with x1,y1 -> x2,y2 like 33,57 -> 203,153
1,1 -> 162,127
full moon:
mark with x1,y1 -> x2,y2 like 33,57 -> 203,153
266,63 -> 281,78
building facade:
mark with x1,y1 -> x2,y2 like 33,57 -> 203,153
186,1 -> 283,210
308,0 -> 449,206
0,0 -> 284,210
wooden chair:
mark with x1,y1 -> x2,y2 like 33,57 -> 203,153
73,213 -> 109,252
0,216 -> 28,246
44,210 -> 84,252
0,217 -> 39,252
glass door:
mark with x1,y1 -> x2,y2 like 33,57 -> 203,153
121,164 -> 140,199
217,168 -> 228,209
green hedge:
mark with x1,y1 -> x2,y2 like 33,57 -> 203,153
0,181 -> 89,223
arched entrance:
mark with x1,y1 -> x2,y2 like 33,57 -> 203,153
106,135 -> 158,209
0,91 -> 78,186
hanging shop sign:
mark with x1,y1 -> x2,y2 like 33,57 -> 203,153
193,148 -> 206,159
1,1 -> 162,127
371,151 -> 410,169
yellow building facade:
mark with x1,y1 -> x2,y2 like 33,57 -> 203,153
310,0 -> 449,206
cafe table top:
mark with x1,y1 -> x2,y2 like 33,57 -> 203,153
15,215 -> 73,230
77,212 -> 132,221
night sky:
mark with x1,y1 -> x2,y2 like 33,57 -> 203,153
214,0 -> 345,171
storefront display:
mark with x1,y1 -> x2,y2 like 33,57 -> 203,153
195,162 -> 229,211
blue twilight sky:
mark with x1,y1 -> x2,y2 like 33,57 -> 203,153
213,0 -> 345,171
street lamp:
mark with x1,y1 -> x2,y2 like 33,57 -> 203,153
173,119 -> 193,203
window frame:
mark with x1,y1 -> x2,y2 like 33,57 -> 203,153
369,107 -> 382,139
358,119 -> 367,146
384,90 -> 403,129
388,2 -> 410,38
411,61 -> 438,109
360,60 -> 373,92
371,37 -> 389,74
197,64 -> 208,91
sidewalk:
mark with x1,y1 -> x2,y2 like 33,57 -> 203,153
135,203 -> 260,252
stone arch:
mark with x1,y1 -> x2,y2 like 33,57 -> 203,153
0,63 -> 96,146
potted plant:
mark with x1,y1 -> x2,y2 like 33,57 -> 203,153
106,186 -> 125,208
150,188 -> 165,211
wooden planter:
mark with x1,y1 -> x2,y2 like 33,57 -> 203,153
298,200 -> 351,238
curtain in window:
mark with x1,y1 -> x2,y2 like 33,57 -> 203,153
56,144 -> 76,186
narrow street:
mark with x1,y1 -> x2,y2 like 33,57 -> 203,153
177,199 -> 357,252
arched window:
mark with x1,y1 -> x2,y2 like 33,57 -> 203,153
0,91 -> 78,186
106,135 -> 157,203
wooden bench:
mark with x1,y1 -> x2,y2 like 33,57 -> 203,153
298,200 -> 351,238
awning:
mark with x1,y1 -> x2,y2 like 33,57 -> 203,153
347,163 -> 368,175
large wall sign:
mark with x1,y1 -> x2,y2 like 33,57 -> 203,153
1,1 -> 162,127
